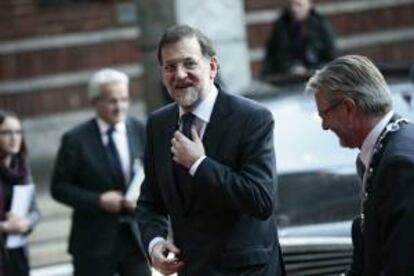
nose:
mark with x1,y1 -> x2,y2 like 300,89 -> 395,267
10,132 -> 21,143
321,118 -> 329,130
175,65 -> 188,79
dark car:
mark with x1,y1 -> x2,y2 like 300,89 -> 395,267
251,78 -> 414,275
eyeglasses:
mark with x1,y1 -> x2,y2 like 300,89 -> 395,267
0,130 -> 22,137
318,98 -> 346,118
162,57 -> 205,74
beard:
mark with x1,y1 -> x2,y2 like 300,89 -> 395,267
170,85 -> 202,109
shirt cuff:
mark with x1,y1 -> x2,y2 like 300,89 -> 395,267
148,237 -> 166,255
189,156 -> 206,176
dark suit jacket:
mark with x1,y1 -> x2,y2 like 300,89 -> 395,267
262,8 -> 336,76
51,117 -> 146,257
358,117 -> 414,275
137,90 -> 284,275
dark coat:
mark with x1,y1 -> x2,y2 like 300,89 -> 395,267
50,117 -> 146,257
350,117 -> 414,275
0,172 -> 39,276
262,9 -> 336,75
137,90 -> 285,275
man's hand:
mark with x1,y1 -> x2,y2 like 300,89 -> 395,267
151,240 -> 183,275
2,213 -> 31,234
171,128 -> 205,168
99,190 -> 124,213
122,198 -> 137,212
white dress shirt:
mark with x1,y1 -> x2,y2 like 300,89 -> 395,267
97,118 -> 131,182
179,84 -> 218,175
358,110 -> 394,190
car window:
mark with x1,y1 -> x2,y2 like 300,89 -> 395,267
262,93 -> 358,174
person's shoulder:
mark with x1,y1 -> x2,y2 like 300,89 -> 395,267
65,119 -> 96,136
61,119 -> 100,144
223,91 -> 272,118
309,8 -> 332,25
57,119 -> 96,148
309,8 -> 324,19
278,9 -> 291,22
126,116 -> 145,129
222,90 -> 264,108
148,102 -> 177,122
384,121 -> 414,160
390,120 -> 414,138
395,121 -> 414,143
273,9 -> 291,27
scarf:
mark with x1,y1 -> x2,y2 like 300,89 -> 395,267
0,155 -> 29,221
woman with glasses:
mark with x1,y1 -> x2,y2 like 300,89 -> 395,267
0,109 -> 40,276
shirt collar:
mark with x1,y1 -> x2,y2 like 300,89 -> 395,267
360,110 -> 394,167
96,118 -> 127,135
179,84 -> 218,123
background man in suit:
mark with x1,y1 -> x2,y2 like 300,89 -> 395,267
137,25 -> 285,276
51,69 -> 150,276
307,55 -> 414,275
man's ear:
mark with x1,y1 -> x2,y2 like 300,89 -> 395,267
343,97 -> 358,120
209,56 -> 218,79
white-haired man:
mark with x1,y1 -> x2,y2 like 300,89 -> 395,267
51,69 -> 150,276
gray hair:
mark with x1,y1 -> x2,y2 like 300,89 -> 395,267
157,25 -> 216,64
306,55 -> 392,116
88,69 -> 129,100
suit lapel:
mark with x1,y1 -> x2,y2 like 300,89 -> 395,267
182,91 -> 232,213
365,114 -> 403,193
157,92 -> 232,214
156,106 -> 187,213
87,120 -> 121,186
203,91 -> 232,155
126,118 -> 144,186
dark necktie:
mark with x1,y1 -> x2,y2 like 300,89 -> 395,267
174,113 -> 196,211
180,113 -> 196,139
0,184 -> 5,221
106,127 -> 125,188
355,156 -> 365,181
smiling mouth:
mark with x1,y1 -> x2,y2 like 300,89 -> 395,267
174,82 -> 193,89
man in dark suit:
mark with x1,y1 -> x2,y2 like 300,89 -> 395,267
307,55 -> 414,275
136,25 -> 285,276
51,69 -> 150,276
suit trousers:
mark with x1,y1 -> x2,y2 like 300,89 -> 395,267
73,224 -> 150,276
6,247 -> 29,276
180,241 -> 285,276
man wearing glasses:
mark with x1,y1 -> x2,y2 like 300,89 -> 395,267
136,25 -> 285,276
307,55 -> 414,275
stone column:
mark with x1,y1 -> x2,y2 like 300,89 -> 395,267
176,0 -> 251,93
135,0 -> 176,113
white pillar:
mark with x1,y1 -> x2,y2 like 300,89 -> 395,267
176,0 -> 251,94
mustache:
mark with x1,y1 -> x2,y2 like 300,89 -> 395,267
173,81 -> 194,89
